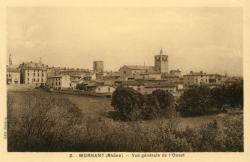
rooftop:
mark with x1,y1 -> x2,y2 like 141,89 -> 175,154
47,74 -> 70,79
7,65 -> 20,73
121,65 -> 155,70
20,61 -> 47,70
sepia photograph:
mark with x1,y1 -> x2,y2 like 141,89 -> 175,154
5,5 -> 244,153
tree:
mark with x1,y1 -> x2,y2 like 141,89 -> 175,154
151,89 -> 176,118
111,87 -> 176,120
178,86 -> 214,117
210,80 -> 243,109
111,86 -> 143,120
227,80 -> 243,107
210,85 -> 228,109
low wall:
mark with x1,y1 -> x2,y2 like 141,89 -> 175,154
7,84 -> 37,91
49,89 -> 112,98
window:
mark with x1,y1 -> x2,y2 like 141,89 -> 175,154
34,73 -> 35,76
108,87 -> 110,92
41,78 -> 43,83
123,71 -> 126,74
33,78 -> 35,82
38,73 -> 39,76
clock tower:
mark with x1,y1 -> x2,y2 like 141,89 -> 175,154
154,49 -> 168,74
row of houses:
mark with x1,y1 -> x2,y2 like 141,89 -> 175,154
7,51 -> 241,97
44,74 -> 184,98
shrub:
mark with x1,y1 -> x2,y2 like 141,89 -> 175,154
8,92 -> 82,151
222,115 -> 243,151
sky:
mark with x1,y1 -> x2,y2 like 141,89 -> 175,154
6,7 -> 243,76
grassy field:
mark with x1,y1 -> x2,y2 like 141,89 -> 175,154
8,90 -> 223,128
7,89 -> 243,152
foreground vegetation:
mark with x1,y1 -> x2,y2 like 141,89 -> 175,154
8,90 -> 243,152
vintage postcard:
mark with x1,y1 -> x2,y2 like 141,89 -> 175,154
0,0 -> 250,162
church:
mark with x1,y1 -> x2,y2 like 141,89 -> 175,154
118,49 -> 169,81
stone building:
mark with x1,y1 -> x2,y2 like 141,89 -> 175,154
93,61 -> 104,73
19,61 -> 47,86
170,69 -> 182,77
6,66 -> 20,84
183,71 -> 209,87
154,49 -> 168,74
119,65 -> 155,81
46,75 -> 71,89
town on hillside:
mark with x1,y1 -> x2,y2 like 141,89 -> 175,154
6,49 -> 242,98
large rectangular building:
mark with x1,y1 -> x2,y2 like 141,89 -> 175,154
19,61 -> 47,86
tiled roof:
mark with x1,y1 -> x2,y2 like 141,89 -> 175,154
123,65 -> 155,70
7,65 -> 20,73
144,83 -> 177,88
47,74 -> 69,78
20,62 -> 47,70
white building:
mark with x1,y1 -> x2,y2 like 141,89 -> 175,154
6,66 -> 20,84
19,61 -> 47,86
183,71 -> 209,87
46,75 -> 71,89
94,85 -> 116,94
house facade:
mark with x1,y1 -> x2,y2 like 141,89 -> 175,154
19,61 -> 47,86
6,66 -> 20,84
46,75 -> 71,89
183,71 -> 209,87
119,65 -> 156,81
94,85 -> 116,94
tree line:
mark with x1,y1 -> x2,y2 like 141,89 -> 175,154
111,80 -> 243,120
